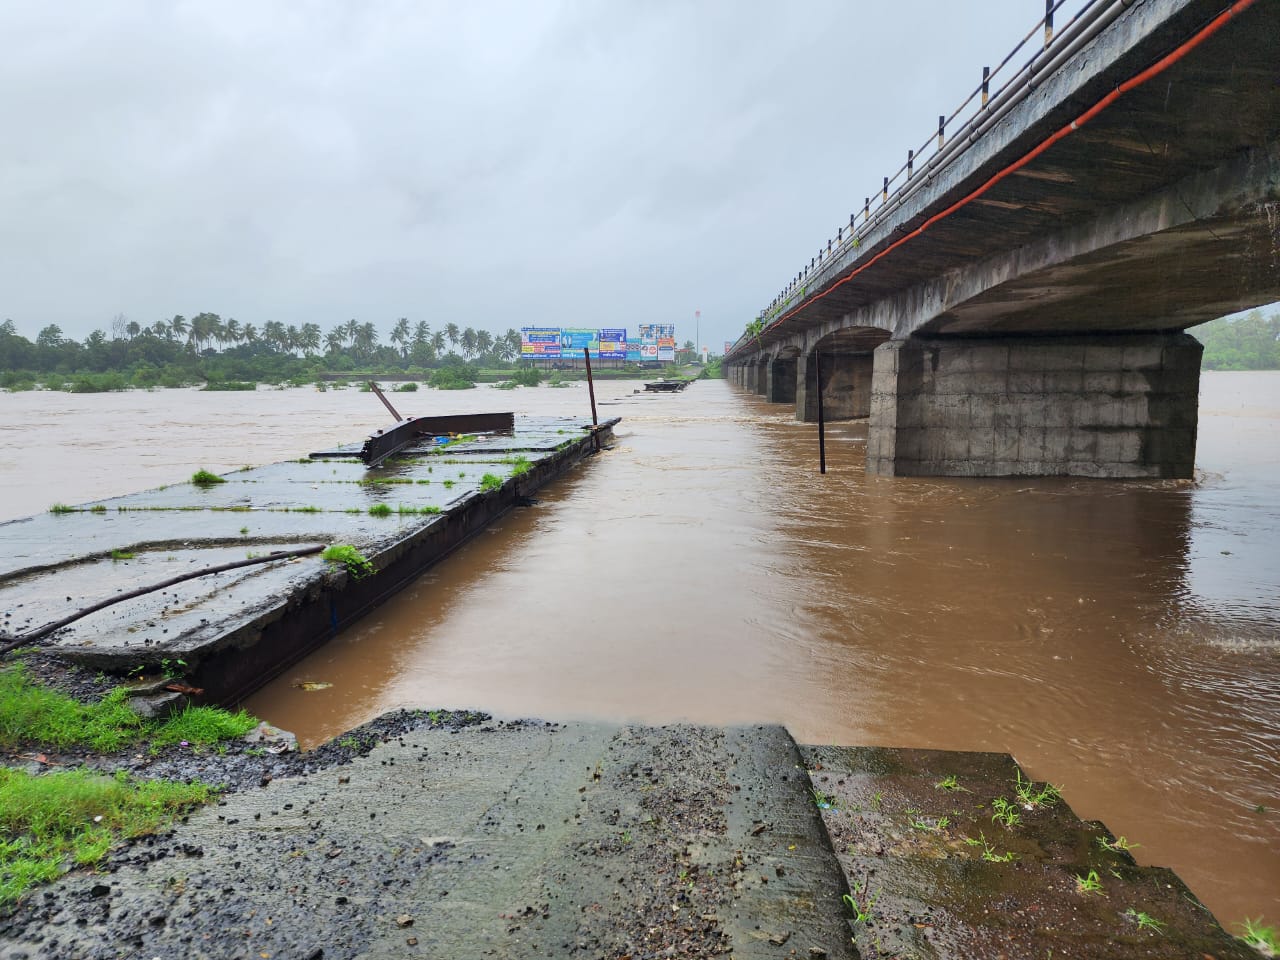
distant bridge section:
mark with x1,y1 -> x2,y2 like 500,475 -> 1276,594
726,0 -> 1280,478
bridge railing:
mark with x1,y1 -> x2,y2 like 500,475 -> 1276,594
732,0 -> 1121,358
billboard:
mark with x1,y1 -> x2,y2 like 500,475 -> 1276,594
559,328 -> 599,356
626,338 -> 643,362
640,339 -> 658,360
638,323 -> 675,340
657,336 -> 676,363
598,328 -> 627,360
520,328 -> 560,358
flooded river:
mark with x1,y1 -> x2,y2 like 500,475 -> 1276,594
1,372 -> 1277,925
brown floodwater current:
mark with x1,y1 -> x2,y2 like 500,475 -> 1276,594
1,373 -> 1277,925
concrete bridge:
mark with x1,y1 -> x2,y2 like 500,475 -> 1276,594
725,0 -> 1280,478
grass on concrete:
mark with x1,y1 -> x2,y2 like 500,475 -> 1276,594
0,664 -> 257,752
0,663 -> 257,902
0,767 -> 212,903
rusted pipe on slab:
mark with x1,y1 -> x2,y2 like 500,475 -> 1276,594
0,544 -> 328,656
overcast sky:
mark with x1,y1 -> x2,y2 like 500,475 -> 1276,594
0,1 -> 1090,350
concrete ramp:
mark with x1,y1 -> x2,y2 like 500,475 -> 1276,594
1,725 -> 1255,959
1,722 -> 854,960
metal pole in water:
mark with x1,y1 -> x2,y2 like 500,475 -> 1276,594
816,351 -> 827,474
583,347 -> 600,451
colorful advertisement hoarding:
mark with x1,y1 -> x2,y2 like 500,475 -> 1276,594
641,339 -> 658,360
657,336 -> 676,363
520,328 -> 560,358
598,328 -> 627,360
638,323 -> 675,341
625,338 -> 643,362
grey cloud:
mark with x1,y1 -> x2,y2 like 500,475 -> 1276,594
1,0 -> 1090,350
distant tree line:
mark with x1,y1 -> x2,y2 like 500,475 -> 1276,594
1193,310 -> 1280,370
0,314 -> 527,391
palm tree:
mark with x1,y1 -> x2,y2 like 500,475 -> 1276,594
241,323 -> 258,345
151,319 -> 169,340
125,320 -> 141,340
431,330 -> 446,355
355,321 -> 379,358
205,314 -> 226,350
169,315 -> 188,343
460,327 -> 477,358
225,318 -> 243,345
186,315 -> 208,351
475,329 -> 494,359
299,323 -> 321,356
390,317 -> 411,359
413,320 -> 430,350
261,321 -> 286,352
445,323 -> 460,351
325,330 -> 344,355
344,318 -> 359,345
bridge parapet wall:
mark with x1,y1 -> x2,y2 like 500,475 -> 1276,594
868,333 -> 1201,478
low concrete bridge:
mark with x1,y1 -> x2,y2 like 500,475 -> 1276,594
726,0 -> 1279,478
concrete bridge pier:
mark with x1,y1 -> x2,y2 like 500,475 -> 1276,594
866,332 -> 1202,478
765,353 -> 798,404
796,351 -> 874,422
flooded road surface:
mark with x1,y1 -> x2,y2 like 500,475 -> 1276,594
3,374 -> 1277,924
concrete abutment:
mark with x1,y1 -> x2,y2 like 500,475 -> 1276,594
866,333 -> 1201,478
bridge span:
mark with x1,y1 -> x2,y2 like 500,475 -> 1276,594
725,0 -> 1279,478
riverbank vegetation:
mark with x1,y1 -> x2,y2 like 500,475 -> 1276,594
1193,309 -> 1280,370
0,317 -> 702,392
0,316 -> 527,391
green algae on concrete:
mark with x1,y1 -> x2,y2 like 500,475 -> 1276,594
798,745 -> 1258,959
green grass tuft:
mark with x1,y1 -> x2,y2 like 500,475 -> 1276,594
321,544 -> 374,579
479,473 -> 503,493
0,767 -> 212,903
368,503 -> 392,517
1236,917 -> 1278,956
0,665 -> 256,752
190,469 -> 225,487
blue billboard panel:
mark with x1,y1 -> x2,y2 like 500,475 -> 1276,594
598,328 -> 626,360
625,338 -> 643,362
560,328 -> 599,355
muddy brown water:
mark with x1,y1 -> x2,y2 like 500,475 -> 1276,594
1,374 -> 1277,926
